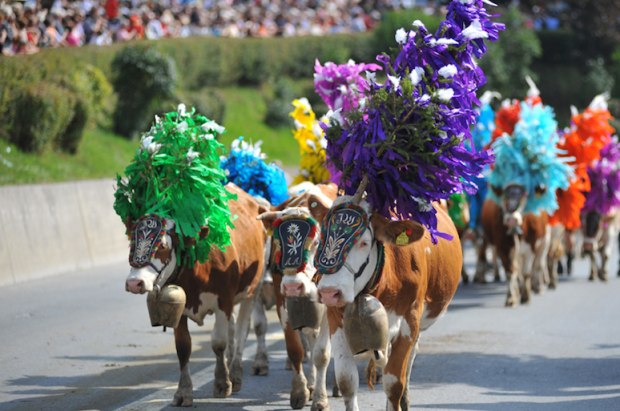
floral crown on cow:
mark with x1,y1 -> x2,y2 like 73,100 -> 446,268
114,104 -> 235,268
220,137 -> 289,206
317,0 -> 504,241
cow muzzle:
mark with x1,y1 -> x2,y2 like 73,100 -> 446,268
283,282 -> 305,298
318,287 -> 345,307
126,279 -> 147,294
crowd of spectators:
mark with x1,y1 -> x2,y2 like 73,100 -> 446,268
0,0 -> 428,56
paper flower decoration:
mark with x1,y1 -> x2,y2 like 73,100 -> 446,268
221,137 -> 289,206
583,140 -> 620,215
289,98 -> 336,185
550,94 -> 616,228
314,59 -> 381,114
114,104 -> 235,267
489,101 -> 572,214
322,0 -> 504,240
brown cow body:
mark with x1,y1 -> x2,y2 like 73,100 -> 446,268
125,183 -> 266,406
258,182 -> 338,410
316,197 -> 462,411
581,210 -> 619,282
477,198 -> 550,306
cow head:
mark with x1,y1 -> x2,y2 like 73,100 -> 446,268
258,192 -> 331,301
491,183 -> 528,234
125,214 -> 180,294
316,195 -> 424,307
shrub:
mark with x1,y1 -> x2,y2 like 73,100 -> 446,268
57,97 -> 89,154
479,4 -> 541,98
264,77 -> 297,127
10,83 -> 74,153
178,89 -> 226,124
111,45 -> 177,139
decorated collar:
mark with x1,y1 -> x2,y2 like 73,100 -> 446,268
315,203 -> 369,274
271,214 -> 318,275
129,214 -> 167,268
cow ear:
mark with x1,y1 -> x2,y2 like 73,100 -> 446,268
371,214 -> 425,246
308,194 -> 331,222
164,219 -> 175,231
257,211 -> 280,231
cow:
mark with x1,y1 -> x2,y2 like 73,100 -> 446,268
581,210 -> 619,282
124,183 -> 267,407
477,185 -> 550,307
314,185 -> 462,411
257,182 -> 338,410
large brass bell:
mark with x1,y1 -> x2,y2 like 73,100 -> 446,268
146,284 -> 186,328
286,296 -> 325,330
343,293 -> 389,359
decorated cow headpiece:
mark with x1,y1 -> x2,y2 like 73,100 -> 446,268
220,137 -> 289,206
583,140 -> 620,215
489,97 -> 573,215
550,93 -> 616,229
319,0 -> 504,242
270,211 -> 319,275
114,104 -> 235,268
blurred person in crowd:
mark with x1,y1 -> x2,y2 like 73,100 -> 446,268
115,16 -> 134,41
145,10 -> 164,39
104,0 -> 119,23
43,17 -> 62,47
62,15 -> 83,46
0,5 -> 15,55
128,13 -> 143,39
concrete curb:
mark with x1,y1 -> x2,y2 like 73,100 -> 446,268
0,180 -> 128,287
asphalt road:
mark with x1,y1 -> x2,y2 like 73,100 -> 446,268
1,242 -> 619,411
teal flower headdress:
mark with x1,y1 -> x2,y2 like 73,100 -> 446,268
221,137 -> 290,206
114,104 -> 235,267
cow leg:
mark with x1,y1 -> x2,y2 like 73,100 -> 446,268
492,246 -> 501,282
172,316 -> 193,407
302,328 -> 319,395
384,331 -> 416,411
331,328 -> 359,411
585,251 -> 596,281
399,338 -> 418,411
252,298 -> 269,376
212,309 -> 232,398
230,297 -> 254,392
311,313 -> 331,411
504,247 -> 520,307
473,239 -> 489,284
284,324 -> 310,409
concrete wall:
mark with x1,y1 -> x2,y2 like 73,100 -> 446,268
0,180 -> 129,287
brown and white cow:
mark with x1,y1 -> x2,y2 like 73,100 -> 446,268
477,185 -> 551,307
257,182 -> 338,410
124,183 -> 266,406
313,188 -> 462,411
581,209 -> 619,281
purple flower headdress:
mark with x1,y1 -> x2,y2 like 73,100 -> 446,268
314,59 -> 381,114
583,140 -> 620,215
321,0 -> 504,241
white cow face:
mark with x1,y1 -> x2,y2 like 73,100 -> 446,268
259,207 -> 321,300
316,197 -> 424,307
492,184 -> 527,234
125,215 -> 177,294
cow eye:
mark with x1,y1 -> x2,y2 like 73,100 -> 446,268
359,240 -> 369,248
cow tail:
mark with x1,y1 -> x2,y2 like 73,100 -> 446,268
366,358 -> 376,390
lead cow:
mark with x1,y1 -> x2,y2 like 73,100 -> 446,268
124,183 -> 266,406
314,185 -> 462,411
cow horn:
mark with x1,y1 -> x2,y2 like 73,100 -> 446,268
257,211 -> 280,221
352,175 -> 369,204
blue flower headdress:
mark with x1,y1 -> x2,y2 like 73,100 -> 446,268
322,0 -> 504,241
489,101 -> 573,214
221,137 -> 289,206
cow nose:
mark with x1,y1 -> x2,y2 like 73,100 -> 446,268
319,287 -> 343,307
283,282 -> 304,297
126,279 -> 145,294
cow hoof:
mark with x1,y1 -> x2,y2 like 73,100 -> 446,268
332,384 -> 341,398
588,275 -> 594,282
505,297 -> 518,307
214,380 -> 232,398
548,283 -> 556,290
473,275 -> 487,284
252,363 -> 269,376
311,400 -> 331,411
617,269 -> 620,277
172,392 -> 193,407
290,387 -> 310,409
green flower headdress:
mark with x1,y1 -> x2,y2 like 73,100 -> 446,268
114,104 -> 235,267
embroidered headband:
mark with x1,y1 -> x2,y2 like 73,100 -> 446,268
315,203 -> 369,274
271,214 -> 318,275
129,214 -> 166,268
